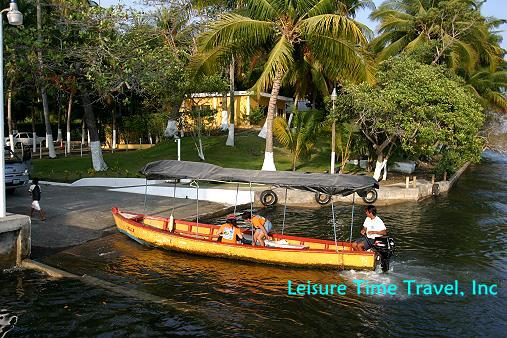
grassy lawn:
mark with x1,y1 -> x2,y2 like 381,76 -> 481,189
31,130 -> 335,182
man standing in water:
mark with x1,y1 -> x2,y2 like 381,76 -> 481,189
352,205 -> 386,251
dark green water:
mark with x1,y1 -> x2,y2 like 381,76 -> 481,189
1,151 -> 506,337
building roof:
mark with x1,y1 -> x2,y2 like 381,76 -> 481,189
189,91 -> 293,102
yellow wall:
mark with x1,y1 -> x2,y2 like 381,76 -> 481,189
182,94 -> 290,128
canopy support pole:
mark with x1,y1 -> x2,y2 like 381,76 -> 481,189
143,178 -> 148,213
349,193 -> 356,243
249,182 -> 254,243
233,183 -> 239,215
331,200 -> 338,252
171,181 -> 177,214
192,180 -> 199,238
281,188 -> 288,235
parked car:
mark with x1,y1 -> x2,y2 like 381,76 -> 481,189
5,132 -> 45,148
4,146 -> 31,194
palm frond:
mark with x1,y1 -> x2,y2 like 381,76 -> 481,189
245,0 -> 280,20
189,46 -> 232,76
352,19 -> 375,41
404,32 -> 427,50
377,35 -> 410,61
485,90 -> 507,112
199,13 -> 273,52
308,34 -> 368,82
348,0 -> 376,17
305,0 -> 338,18
369,30 -> 404,53
251,36 -> 295,93
377,16 -> 413,35
302,14 -> 367,45
451,39 -> 479,73
370,9 -> 414,22
273,116 -> 294,148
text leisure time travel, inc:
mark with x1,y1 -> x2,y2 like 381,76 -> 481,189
287,280 -> 498,297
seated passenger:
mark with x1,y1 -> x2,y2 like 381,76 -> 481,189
241,211 -> 273,246
217,215 -> 244,244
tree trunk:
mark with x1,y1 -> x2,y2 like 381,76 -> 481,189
373,153 -> 388,181
288,96 -> 298,128
31,105 -> 37,153
57,92 -> 62,143
261,69 -> 283,171
331,120 -> 336,174
112,102 -> 116,153
81,120 -> 85,145
7,88 -> 14,153
37,0 -> 56,158
81,86 -> 108,171
196,110 -> 205,160
339,130 -> 353,174
41,88 -> 56,158
221,91 -> 228,130
226,57 -> 235,146
66,91 -> 73,154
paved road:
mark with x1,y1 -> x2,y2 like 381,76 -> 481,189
6,184 -> 230,254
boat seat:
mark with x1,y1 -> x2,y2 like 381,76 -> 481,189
264,239 -> 309,250
175,230 -> 214,240
120,212 -> 143,221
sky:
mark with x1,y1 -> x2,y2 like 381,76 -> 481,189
100,0 -> 507,50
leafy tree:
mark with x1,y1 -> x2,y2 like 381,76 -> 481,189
339,56 -> 484,177
180,73 -> 228,160
197,0 -> 370,171
49,0 -> 122,170
36,0 -> 57,158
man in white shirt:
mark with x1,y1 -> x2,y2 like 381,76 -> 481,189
352,205 -> 387,251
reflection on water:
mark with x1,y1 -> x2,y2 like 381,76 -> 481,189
2,150 -> 506,336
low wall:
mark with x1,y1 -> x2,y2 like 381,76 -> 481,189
0,214 -> 31,269
438,162 -> 471,194
252,162 -> 471,208
254,188 -> 419,207
103,144 -> 155,151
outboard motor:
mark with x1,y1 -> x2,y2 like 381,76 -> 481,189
371,237 -> 395,272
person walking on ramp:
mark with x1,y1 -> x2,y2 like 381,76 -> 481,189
29,178 -> 45,221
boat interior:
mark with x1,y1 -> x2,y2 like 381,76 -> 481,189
118,210 -> 355,252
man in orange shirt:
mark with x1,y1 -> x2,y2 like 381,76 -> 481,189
242,211 -> 273,246
217,215 -> 244,244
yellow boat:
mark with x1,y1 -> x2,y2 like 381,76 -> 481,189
112,208 -> 377,270
113,160 -> 395,271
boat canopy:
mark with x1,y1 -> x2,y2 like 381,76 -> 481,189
140,160 -> 379,196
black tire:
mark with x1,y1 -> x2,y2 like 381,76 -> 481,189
315,192 -> 332,205
361,189 -> 378,204
260,190 -> 278,206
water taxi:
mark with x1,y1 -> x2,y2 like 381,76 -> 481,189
113,160 -> 394,270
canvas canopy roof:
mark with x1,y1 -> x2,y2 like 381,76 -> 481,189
140,160 -> 379,196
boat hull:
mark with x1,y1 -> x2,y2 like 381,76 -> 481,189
112,208 -> 376,270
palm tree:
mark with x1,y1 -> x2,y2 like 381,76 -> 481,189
198,0 -> 370,171
369,0 -> 500,74
273,110 -> 322,171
